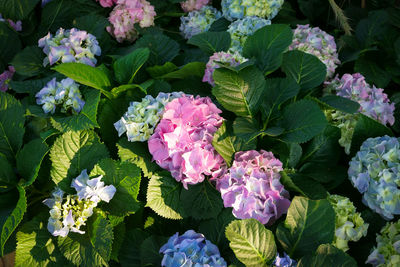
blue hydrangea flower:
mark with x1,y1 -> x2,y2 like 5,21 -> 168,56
180,6 -> 222,39
227,16 -> 271,53
160,230 -> 227,267
221,0 -> 284,21
274,253 -> 297,267
348,136 -> 400,220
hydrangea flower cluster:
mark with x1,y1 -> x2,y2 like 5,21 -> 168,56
273,253 -> 297,267
114,92 -> 184,142
96,0 -> 117,7
38,28 -> 101,67
366,220 -> 400,266
181,0 -> 210,12
327,194 -> 369,252
0,14 -> 22,31
325,73 -> 395,154
107,0 -> 156,43
0,66 -> 15,92
348,136 -> 400,220
180,6 -> 222,39
159,230 -> 227,267
35,78 -> 85,114
289,24 -> 340,78
216,150 -> 291,225
221,0 -> 284,21
148,95 -> 225,189
43,170 -> 116,237
203,51 -> 247,86
227,17 -> 271,53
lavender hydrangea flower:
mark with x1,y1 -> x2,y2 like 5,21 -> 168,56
114,92 -> 184,142
160,230 -> 227,267
38,28 -> 101,66
0,14 -> 22,31
289,24 -> 340,79
181,0 -> 210,12
216,150 -> 291,225
203,51 -> 247,86
366,220 -> 400,266
227,17 -> 271,53
0,66 -> 15,92
180,6 -> 222,39
36,78 -> 85,114
221,0 -> 284,21
324,73 -> 395,154
348,136 -> 400,220
274,253 -> 297,267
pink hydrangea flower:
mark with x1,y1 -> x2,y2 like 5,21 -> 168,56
181,0 -> 210,12
203,51 -> 247,86
96,0 -> 117,7
0,66 -> 15,92
107,0 -> 156,43
148,95 -> 225,189
216,150 -> 291,225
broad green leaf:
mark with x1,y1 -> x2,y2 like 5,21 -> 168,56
233,116 -> 260,141
355,54 -> 391,88
110,223 -> 125,261
146,171 -> 185,220
119,228 -> 150,267
212,66 -> 266,117
180,181 -> 223,220
0,0 -> 40,20
146,62 -> 178,78
279,99 -> 328,143
11,46 -> 45,77
15,215 -> 67,267
53,63 -> 112,92
113,48 -> 150,84
243,24 -> 293,74
16,138 -> 49,187
226,219 -> 277,267
276,196 -> 335,258
90,159 -> 141,216
298,244 -> 357,267
0,92 -> 25,161
0,156 -> 17,189
356,10 -> 389,47
10,74 -> 63,94
57,212 -> 113,267
0,186 -> 26,256
297,0 -> 329,21
188,31 -> 231,56
0,23 -> 22,69
300,163 -> 347,185
50,88 -> 101,132
281,50 -> 326,91
209,17 -> 230,32
161,62 -> 206,79
50,130 -> 109,191
318,95 -> 360,114
111,80 -> 153,96
139,235 -> 168,267
117,139 -> 161,178
133,34 -> 180,65
280,173 -> 327,200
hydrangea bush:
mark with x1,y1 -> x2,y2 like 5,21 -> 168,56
1,0 -> 400,266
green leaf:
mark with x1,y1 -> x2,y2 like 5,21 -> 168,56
49,130 -> 109,191
11,46 -> 45,77
113,48 -> 150,84
161,62 -> 206,79
298,244 -> 357,267
15,215 -> 67,267
90,159 -> 141,216
180,181 -> 223,220
146,171 -> 185,220
50,88 -> 101,132
212,66 -> 266,117
111,81 -> 152,96
0,185 -> 26,256
281,50 -> 327,91
0,23 -> 22,69
354,54 -> 391,88
225,219 -> 277,267
279,99 -> 328,143
356,10 -> 388,47
133,34 -> 180,65
0,156 -> 17,189
209,17 -> 230,32
318,95 -> 360,114
299,163 -> 347,186
276,196 -> 335,258
117,139 -> 161,178
10,74 -> 63,94
57,212 -> 113,267
16,138 -> 49,187
146,62 -> 178,78
0,92 -> 25,161
0,0 -> 40,20
243,24 -> 293,74
119,228 -> 149,267
233,116 -> 260,141
53,63 -> 112,92
188,31 -> 231,56
139,235 -> 168,267
280,173 -> 328,200
110,223 -> 125,262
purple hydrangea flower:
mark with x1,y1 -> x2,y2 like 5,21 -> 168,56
160,230 -> 227,267
0,66 -> 15,92
274,253 -> 297,267
216,150 -> 291,225
180,6 -> 222,39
